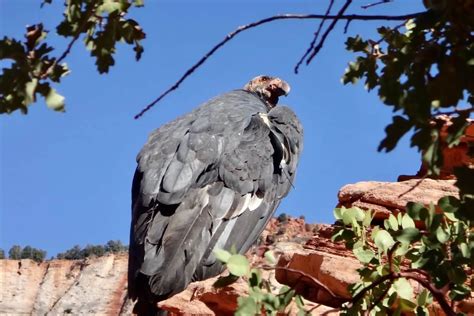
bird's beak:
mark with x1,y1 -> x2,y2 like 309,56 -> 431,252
270,78 -> 291,97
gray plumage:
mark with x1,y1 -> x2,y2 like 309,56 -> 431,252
129,84 -> 303,313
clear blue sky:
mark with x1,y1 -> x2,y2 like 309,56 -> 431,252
1,0 -> 424,257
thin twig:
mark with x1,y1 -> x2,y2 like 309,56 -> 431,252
398,174 -> 427,198
134,11 -> 424,119
361,0 -> 393,10
257,264 -> 340,299
305,0 -> 354,65
40,5 -> 95,79
294,0 -> 335,74
344,19 -> 352,33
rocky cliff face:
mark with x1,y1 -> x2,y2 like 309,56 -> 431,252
0,253 -> 134,315
1,179 -> 472,315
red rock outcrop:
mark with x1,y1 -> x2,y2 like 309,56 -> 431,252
338,178 -> 459,221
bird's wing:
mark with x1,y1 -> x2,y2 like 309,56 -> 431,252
128,91 -> 303,299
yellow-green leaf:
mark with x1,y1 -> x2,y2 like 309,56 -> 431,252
393,278 -> 413,300
214,248 -> 231,263
401,213 -> 415,229
374,229 -> 395,253
227,254 -> 249,277
45,88 -> 65,112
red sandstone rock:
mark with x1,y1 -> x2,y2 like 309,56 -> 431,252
158,266 -> 340,315
338,178 -> 459,221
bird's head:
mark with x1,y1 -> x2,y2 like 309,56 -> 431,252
243,75 -> 291,109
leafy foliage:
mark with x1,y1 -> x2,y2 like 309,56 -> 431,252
0,0 -> 145,114
0,249 -> 4,259
7,245 -> 47,262
333,204 -> 472,315
214,248 -> 309,315
342,1 -> 473,177
56,240 -> 128,259
8,245 -> 23,260
277,212 -> 289,223
339,4 -> 473,313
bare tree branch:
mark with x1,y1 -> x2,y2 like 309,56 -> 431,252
348,270 -> 456,316
362,0 -> 393,10
294,0 -> 335,74
134,11 -> 424,119
305,0 -> 354,65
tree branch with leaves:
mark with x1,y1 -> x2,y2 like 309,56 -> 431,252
0,0 -> 145,114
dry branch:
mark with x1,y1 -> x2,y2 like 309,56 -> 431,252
134,11 -> 424,119
294,0 -> 335,74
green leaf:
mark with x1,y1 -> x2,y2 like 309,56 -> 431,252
341,207 -> 365,225
249,269 -> 261,287
24,78 -> 38,105
459,243 -> 470,258
406,202 -> 425,220
362,210 -> 373,227
446,114 -> 469,147
396,228 -> 420,244
295,294 -> 305,308
97,0 -> 128,14
264,250 -> 276,265
417,289 -> 432,306
435,225 -> 450,243
438,196 -> 460,213
249,287 -> 264,302
393,278 -> 413,300
227,254 -> 249,277
422,133 -> 441,176
401,213 -> 415,229
394,242 -> 410,256
0,37 -> 26,60
278,287 -> 295,310
45,88 -> 65,112
398,298 -> 417,312
333,207 -> 343,220
353,247 -> 375,263
214,249 -> 231,263
450,284 -> 471,301
373,229 -> 395,253
385,214 -> 399,231
378,116 -> 412,152
411,255 -> 429,269
236,296 -> 258,316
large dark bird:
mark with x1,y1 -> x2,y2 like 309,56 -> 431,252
129,75 -> 303,314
